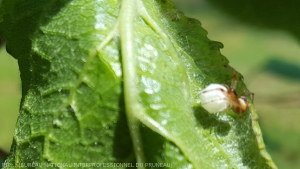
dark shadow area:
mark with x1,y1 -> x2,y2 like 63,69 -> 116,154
0,148 -> 8,168
31,52 -> 51,87
113,90 -> 135,164
2,0 -> 73,59
193,106 -> 231,137
140,125 -> 165,164
18,136 -> 46,166
1,0 -> 73,98
113,111 -> 135,164
263,58 -> 300,81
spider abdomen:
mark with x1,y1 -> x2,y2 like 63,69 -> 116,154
199,84 -> 230,113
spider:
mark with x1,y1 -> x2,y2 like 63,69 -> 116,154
199,73 -> 252,114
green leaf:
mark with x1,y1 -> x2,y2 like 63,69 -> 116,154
0,0 -> 277,168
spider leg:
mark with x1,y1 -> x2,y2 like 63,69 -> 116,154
230,72 -> 254,103
231,71 -> 237,89
250,92 -> 254,103
240,89 -> 255,103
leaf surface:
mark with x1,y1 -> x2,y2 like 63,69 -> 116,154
0,0 -> 277,168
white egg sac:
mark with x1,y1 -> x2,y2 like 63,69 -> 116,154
199,84 -> 229,113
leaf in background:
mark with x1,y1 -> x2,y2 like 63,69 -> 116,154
0,0 -> 277,168
205,0 -> 300,40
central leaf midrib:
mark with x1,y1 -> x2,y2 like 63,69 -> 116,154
119,0 -> 146,167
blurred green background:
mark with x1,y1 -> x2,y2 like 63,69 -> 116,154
0,45 -> 20,152
0,0 -> 300,168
